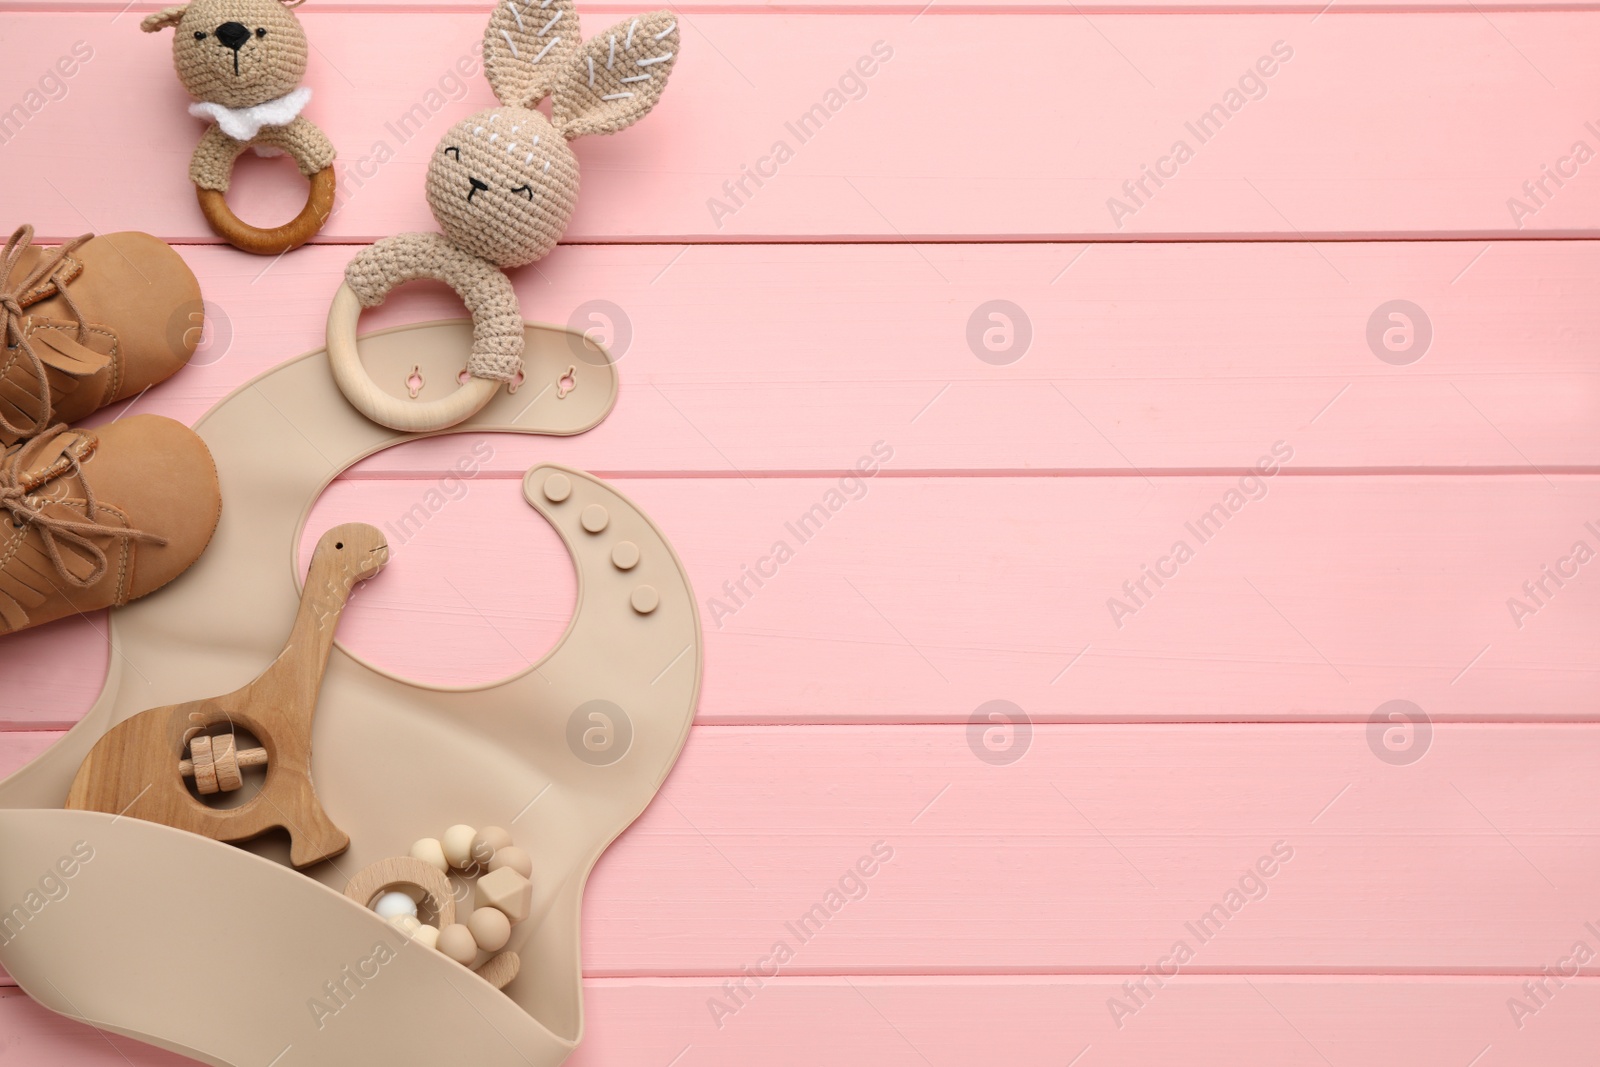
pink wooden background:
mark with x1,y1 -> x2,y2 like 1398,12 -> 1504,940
2,0 -> 1598,1061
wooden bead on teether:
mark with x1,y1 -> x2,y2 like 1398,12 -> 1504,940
488,846 -> 532,879
468,906 -> 512,952
410,837 -> 449,874
476,951 -> 520,990
412,924 -> 441,951
437,923 -> 478,965
188,734 -> 218,795
442,824 -> 477,869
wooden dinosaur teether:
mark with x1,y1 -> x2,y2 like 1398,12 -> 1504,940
64,523 -> 387,868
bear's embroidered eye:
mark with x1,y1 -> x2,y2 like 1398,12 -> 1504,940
511,185 -> 534,200
255,27 -> 267,37
194,30 -> 206,39
444,147 -> 461,160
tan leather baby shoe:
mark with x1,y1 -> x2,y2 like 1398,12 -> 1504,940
0,226 -> 203,447
0,416 -> 221,635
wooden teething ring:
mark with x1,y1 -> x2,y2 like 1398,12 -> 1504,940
326,281 -> 501,432
343,856 -> 458,927
196,165 -> 336,256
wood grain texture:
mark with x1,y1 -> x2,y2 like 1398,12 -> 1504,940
38,241 -> 1600,474
4,976 -> 1600,1065
2,473 -> 1595,721
6,13 -> 1600,241
194,166 -> 336,255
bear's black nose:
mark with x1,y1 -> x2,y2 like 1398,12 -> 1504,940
214,22 -> 251,51
467,177 -> 489,202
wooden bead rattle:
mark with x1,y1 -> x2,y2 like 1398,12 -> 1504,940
65,524 -> 388,868
345,823 -> 531,989
179,733 -> 268,794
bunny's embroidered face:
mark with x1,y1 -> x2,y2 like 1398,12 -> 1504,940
426,107 -> 580,269
415,4 -> 679,270
143,0 -> 309,109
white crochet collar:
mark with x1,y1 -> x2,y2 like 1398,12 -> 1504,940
189,87 -> 311,142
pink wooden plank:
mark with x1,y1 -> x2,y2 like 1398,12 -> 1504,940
588,722 -> 1600,974
0,622 -> 108,728
6,13 -> 1599,241
3,474 -> 1596,723
575,976 -> 1600,1066
49,241 -> 1600,473
4,724 -> 1600,972
13,0 -> 1599,10
5,976 -> 1600,1066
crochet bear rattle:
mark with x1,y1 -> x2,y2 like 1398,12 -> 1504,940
325,0 -> 678,431
142,0 -> 336,255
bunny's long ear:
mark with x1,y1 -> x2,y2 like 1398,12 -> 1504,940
484,0 -> 582,108
551,12 -> 679,139
140,5 -> 188,31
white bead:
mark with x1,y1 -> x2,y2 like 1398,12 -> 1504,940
374,891 -> 419,920
410,837 -> 449,873
442,824 -> 478,869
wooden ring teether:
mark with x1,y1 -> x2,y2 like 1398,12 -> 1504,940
326,280 -> 500,431
196,165 -> 336,256
343,857 -> 458,928
355,824 -> 532,989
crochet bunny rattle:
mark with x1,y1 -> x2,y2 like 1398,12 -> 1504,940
326,0 -> 678,431
142,0 -> 336,255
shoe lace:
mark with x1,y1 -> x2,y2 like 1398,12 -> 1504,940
0,225 -> 95,440
1,427 -> 169,589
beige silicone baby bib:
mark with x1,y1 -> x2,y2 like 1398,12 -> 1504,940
0,320 -> 701,1066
